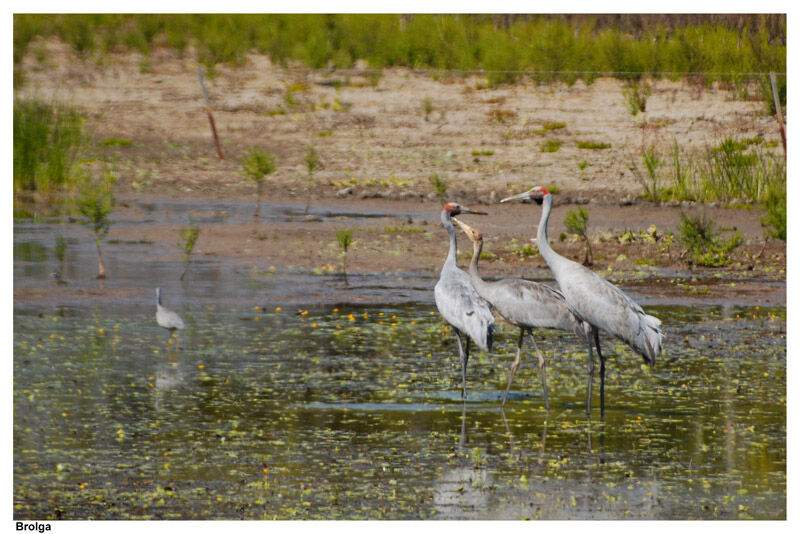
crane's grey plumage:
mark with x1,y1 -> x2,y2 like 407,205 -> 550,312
434,202 -> 495,399
156,287 -> 185,332
501,186 -> 663,417
453,217 -> 589,410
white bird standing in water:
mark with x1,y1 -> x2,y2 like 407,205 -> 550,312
501,186 -> 663,417
434,202 -> 495,400
156,287 -> 185,347
453,217 -> 589,410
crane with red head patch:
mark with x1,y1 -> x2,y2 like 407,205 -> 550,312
501,185 -> 663,418
434,201 -> 494,400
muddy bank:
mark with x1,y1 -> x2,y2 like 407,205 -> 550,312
14,195 -> 785,310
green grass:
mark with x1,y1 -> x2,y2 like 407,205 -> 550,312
541,140 -> 563,153
101,137 -> 132,147
14,99 -> 87,196
577,141 -> 611,150
471,149 -> 495,156
384,226 -> 425,234
622,83 -> 651,116
533,121 -> 567,135
761,185 -> 786,241
637,137 -> 785,206
14,15 -> 785,88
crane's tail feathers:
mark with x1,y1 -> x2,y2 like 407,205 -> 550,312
639,314 -> 663,366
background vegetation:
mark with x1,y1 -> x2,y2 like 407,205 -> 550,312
14,14 -> 785,88
13,14 -> 787,242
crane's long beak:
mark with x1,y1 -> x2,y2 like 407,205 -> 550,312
459,206 -> 488,215
499,191 -> 531,203
452,217 -> 482,241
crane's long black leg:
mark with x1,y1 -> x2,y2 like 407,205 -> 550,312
527,331 -> 549,411
502,328 -> 525,407
593,328 -> 605,419
454,329 -> 468,399
586,327 -> 596,418
464,337 -> 471,398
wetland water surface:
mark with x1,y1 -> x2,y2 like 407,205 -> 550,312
13,214 -> 786,520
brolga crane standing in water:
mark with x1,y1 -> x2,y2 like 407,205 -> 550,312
156,287 -> 185,350
501,186 -> 664,417
434,202 -> 495,400
452,217 -> 589,410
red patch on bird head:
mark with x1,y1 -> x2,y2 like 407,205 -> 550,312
443,202 -> 460,215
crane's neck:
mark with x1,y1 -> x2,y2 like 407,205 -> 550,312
156,288 -> 162,306
536,194 -> 560,268
467,237 -> 492,296
441,209 -> 458,270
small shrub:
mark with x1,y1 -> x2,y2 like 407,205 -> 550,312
564,207 -> 592,265
178,224 -> 200,281
303,145 -> 323,215
543,121 -> 566,131
77,168 -> 116,279
241,147 -> 276,219
336,229 -> 354,285
422,97 -> 433,121
623,83 -> 651,116
507,238 -> 538,258
578,160 -> 591,171
541,140 -> 563,153
677,212 -> 742,267
471,149 -> 495,156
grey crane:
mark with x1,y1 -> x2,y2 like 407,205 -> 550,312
434,202 -> 495,400
156,287 -> 185,347
452,217 -> 589,410
501,186 -> 663,417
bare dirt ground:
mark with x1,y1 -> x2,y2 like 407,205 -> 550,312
15,39 -> 786,305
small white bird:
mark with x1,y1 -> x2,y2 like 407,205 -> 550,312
156,287 -> 185,335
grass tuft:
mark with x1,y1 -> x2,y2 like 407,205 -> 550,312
14,99 -> 87,198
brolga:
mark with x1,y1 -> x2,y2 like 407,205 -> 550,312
501,186 -> 663,417
434,202 -> 495,400
453,217 -> 589,410
156,287 -> 185,348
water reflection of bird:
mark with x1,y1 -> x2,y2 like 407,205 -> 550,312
453,217 -> 589,409
433,405 -> 493,519
156,287 -> 185,348
501,186 -> 663,417
434,202 -> 495,399
50,270 -> 68,285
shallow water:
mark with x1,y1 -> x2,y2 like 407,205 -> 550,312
13,212 -> 786,520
